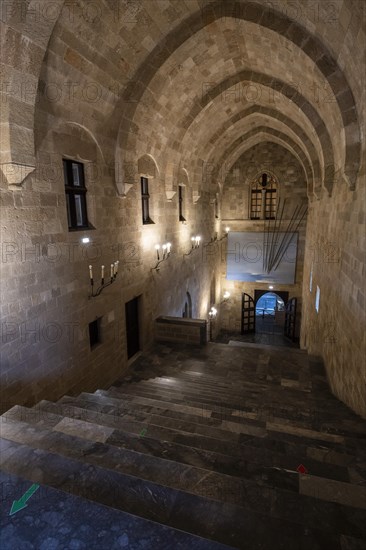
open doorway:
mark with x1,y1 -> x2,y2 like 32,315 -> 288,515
182,292 -> 193,318
254,290 -> 288,337
125,296 -> 140,359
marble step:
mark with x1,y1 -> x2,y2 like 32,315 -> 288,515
0,437 -> 347,550
98,386 -> 350,439
99,388 -> 365,466
34,400 -> 263,442
59,393 -> 362,483
110,378 -> 354,423
120,376 -> 360,421
58,393 -> 364,478
0,417 -> 301,504
107,387 -> 364,455
134,378 -> 366,438
59,393 -> 267,436
37,398 -> 360,461
8,401 -> 365,486
122,376 -> 365,436
2,425 -> 366,544
4,404 -> 362,488
83,391 -> 364,470
0,470 -> 233,550
227,341 -> 307,354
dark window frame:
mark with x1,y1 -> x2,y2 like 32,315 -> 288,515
250,174 -> 277,220
63,159 -> 93,231
141,176 -> 154,224
178,185 -> 186,222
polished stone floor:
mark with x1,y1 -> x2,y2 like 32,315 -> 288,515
215,316 -> 299,348
1,341 -> 365,549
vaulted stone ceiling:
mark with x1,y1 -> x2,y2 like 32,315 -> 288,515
2,0 -> 364,199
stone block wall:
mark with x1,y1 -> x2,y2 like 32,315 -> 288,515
301,175 -> 366,418
219,142 -> 308,335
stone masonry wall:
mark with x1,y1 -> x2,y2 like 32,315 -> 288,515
220,142 -> 308,335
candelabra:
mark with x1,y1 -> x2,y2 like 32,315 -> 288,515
89,261 -> 119,298
203,227 -> 230,247
184,236 -> 201,256
153,242 -> 172,271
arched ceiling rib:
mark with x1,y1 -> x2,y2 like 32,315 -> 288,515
115,1 -> 361,190
208,127 -> 310,188
196,110 -> 320,184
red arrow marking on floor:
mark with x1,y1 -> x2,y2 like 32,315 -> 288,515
297,464 -> 308,474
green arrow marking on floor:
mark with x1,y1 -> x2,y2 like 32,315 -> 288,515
9,484 -> 40,516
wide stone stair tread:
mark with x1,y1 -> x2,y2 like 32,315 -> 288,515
118,376 -> 366,437
59,393 -> 268,438
0,417 -> 301,501
60,392 -> 363,475
0,470 -> 234,550
58,393 -> 365,474
0,437 -> 349,550
104,387 -> 364,456
2,342 -> 365,548
95,387 -> 355,444
114,376 -> 361,421
0,436 -> 364,548
109,379 -> 358,425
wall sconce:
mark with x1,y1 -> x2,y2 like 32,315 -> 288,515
208,306 -> 218,319
205,227 -> 230,247
221,291 -> 231,303
153,242 -> 172,271
89,261 -> 119,298
218,227 -> 230,242
184,236 -> 201,256
208,306 -> 217,341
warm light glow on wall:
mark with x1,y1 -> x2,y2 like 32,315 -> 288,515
141,229 -> 159,251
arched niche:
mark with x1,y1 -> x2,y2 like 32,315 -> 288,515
138,154 -> 160,179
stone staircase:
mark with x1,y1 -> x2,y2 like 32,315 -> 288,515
1,342 -> 366,549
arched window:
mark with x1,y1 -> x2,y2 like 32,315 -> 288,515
250,173 -> 277,220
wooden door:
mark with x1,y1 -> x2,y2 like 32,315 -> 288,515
241,293 -> 255,334
284,297 -> 297,341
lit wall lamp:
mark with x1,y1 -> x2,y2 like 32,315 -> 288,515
184,236 -> 201,256
89,261 -> 119,298
208,306 -> 217,341
204,227 -> 230,247
153,242 -> 172,271
218,226 -> 230,242
208,306 -> 218,319
221,291 -> 231,303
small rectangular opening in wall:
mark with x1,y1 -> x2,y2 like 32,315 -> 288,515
89,318 -> 101,349
309,263 -> 313,292
315,286 -> 320,313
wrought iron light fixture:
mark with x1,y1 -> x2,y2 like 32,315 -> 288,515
153,242 -> 172,271
184,236 -> 201,255
89,261 -> 119,298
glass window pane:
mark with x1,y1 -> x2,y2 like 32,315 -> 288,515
74,194 -> 84,226
66,194 -> 72,227
72,163 -> 81,186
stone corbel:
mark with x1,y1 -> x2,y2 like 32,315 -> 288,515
165,190 -> 176,201
114,156 -> 136,197
193,191 -> 201,203
1,163 -> 35,189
